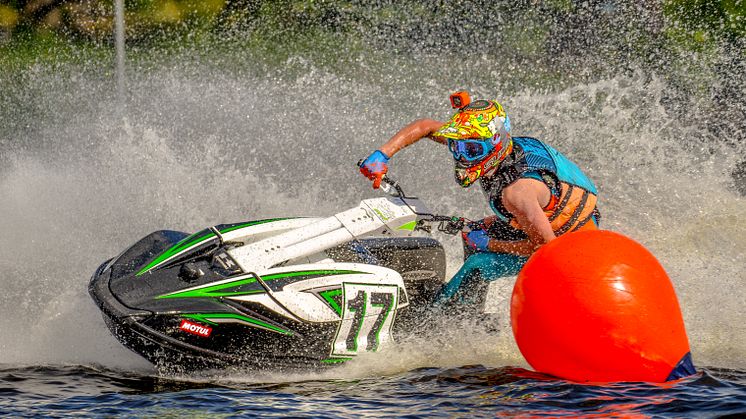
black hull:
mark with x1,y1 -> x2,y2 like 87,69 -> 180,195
100,306 -> 327,373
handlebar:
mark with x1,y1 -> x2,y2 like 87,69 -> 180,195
357,159 -> 469,235
361,168 -> 467,235
379,176 -> 406,198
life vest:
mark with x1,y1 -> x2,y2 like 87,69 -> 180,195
480,137 -> 600,236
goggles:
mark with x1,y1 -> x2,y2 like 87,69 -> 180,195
448,138 -> 495,163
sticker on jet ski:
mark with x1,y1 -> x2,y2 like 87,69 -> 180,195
179,319 -> 213,337
331,283 -> 398,357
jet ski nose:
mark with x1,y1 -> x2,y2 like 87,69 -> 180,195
88,259 -> 152,320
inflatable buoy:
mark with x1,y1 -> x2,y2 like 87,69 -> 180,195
510,230 -> 695,383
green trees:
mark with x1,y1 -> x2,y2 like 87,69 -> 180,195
664,0 -> 745,42
1,1 -> 742,51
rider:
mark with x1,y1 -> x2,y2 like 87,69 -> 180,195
359,91 -> 600,307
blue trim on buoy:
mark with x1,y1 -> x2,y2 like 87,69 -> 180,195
666,352 -> 696,381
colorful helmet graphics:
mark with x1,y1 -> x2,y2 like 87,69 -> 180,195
432,99 -> 512,188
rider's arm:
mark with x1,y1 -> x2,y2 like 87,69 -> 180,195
379,119 -> 445,157
486,239 -> 539,256
486,179 -> 556,255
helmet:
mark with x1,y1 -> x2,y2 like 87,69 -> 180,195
432,98 -> 512,187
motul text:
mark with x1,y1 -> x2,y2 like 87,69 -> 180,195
179,319 -> 212,337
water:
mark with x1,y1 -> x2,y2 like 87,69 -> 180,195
114,0 -> 125,106
0,364 -> 744,418
1,5 -> 745,416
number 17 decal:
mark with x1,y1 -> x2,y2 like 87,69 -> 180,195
332,283 -> 398,357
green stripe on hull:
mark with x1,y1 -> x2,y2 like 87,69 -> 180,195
319,288 -> 343,316
157,270 -> 368,300
398,221 -> 417,231
158,276 -> 265,299
136,231 -> 216,276
321,357 -> 352,364
217,217 -> 293,235
182,313 -> 292,335
136,218 -> 293,276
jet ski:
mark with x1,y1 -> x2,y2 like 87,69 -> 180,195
89,179 -> 464,372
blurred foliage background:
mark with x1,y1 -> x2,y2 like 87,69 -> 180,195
0,0 -> 743,148
0,1 -> 742,51
0,1 -> 743,89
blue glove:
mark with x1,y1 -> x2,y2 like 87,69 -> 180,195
359,150 -> 390,189
463,229 -> 491,251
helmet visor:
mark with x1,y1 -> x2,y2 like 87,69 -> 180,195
448,139 -> 494,163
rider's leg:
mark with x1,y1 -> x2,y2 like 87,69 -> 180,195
435,251 -> 528,305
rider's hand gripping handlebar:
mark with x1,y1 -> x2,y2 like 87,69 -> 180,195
357,160 -> 467,235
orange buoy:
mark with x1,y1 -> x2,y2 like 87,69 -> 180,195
510,230 -> 694,383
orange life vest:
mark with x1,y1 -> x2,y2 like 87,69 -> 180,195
480,137 -> 600,236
